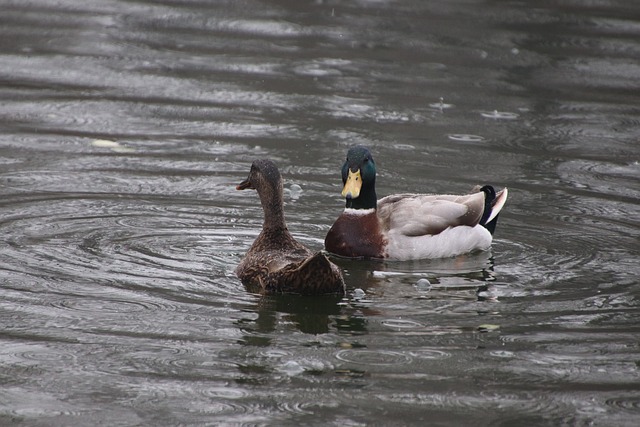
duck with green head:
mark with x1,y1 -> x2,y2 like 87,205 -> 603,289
324,145 -> 508,260
236,159 -> 345,295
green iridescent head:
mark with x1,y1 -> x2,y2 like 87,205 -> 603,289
341,145 -> 378,209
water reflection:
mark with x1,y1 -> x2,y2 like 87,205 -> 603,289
240,294 -> 345,337
233,251 -> 501,343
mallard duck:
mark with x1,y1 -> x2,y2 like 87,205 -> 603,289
235,159 -> 345,295
324,145 -> 508,260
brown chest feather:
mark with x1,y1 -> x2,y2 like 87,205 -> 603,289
325,212 -> 386,259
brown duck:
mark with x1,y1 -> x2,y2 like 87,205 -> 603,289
235,159 -> 345,295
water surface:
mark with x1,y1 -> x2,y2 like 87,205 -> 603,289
1,0 -> 639,425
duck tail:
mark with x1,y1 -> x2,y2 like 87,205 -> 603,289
479,186 -> 508,235
296,252 -> 346,295
267,252 -> 345,295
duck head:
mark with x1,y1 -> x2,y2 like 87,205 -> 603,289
341,145 -> 378,210
237,158 -> 283,191
237,159 -> 286,229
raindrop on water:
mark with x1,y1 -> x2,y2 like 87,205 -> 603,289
90,139 -> 134,153
415,278 -> 431,292
447,134 -> 486,142
429,97 -> 454,110
288,183 -> 302,200
480,110 -> 519,120
278,360 -> 305,376
353,288 -> 366,300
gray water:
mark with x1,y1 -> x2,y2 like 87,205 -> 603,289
1,0 -> 639,425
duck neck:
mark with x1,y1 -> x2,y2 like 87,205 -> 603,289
345,186 -> 377,210
259,184 -> 288,232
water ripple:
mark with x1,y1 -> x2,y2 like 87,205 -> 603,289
335,349 -> 412,366
606,396 -> 640,412
558,159 -> 640,200
213,19 -> 304,37
126,382 -> 253,420
480,110 -> 519,119
50,298 -> 159,314
408,349 -> 452,360
0,342 -> 77,365
381,319 -> 424,329
0,387 -> 87,419
376,390 -> 571,419
447,134 -> 486,142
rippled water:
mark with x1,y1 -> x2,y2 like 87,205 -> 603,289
1,0 -> 639,425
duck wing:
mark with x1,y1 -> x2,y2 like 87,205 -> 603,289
378,192 -> 486,237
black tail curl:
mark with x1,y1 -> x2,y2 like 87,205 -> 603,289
479,185 -> 500,235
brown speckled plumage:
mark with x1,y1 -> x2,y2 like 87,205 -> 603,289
235,159 -> 345,295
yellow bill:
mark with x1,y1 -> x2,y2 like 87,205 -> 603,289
341,169 -> 362,199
